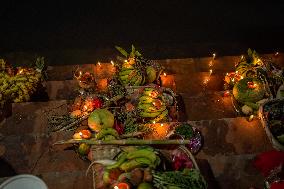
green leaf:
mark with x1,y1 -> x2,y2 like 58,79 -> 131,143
115,46 -> 128,57
247,48 -> 253,58
135,50 -> 142,57
131,44 -> 135,54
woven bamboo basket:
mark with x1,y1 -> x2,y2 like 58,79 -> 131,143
87,145 -> 199,189
259,99 -> 284,151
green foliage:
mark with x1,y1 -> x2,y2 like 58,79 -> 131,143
115,46 -> 128,57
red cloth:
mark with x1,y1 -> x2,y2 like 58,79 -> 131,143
253,150 -> 284,177
270,181 -> 284,189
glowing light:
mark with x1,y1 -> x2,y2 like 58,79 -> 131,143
124,60 -> 128,63
241,76 -> 244,79
241,55 -> 244,59
160,123 -> 164,127
212,53 -> 216,59
19,69 -> 23,74
153,121 -> 156,124
111,60 -> 114,66
217,99 -> 220,102
209,69 -> 213,74
232,78 -> 235,82
257,58 -> 261,63
79,132 -> 83,137
163,72 -> 167,77
226,73 -> 229,76
84,105 -> 88,111
209,60 -> 213,67
275,52 -> 279,56
114,186 -> 119,189
248,114 -> 254,122
235,71 -> 238,74
79,71 -> 82,75
204,79 -> 209,84
98,62 -> 101,66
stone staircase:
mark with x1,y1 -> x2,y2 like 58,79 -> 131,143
0,52 -> 283,189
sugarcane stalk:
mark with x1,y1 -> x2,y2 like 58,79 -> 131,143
54,139 -> 191,146
55,114 -> 89,132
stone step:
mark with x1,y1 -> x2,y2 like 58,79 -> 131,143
39,170 -> 92,189
45,53 -> 284,81
44,71 -> 226,100
196,154 -> 264,189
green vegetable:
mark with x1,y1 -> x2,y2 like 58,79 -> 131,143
153,169 -> 207,189
174,123 -> 194,139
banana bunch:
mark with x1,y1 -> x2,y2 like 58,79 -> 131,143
138,87 -> 168,123
118,64 -> 145,86
95,128 -> 119,140
116,45 -> 159,86
0,69 -> 42,105
107,146 -> 160,172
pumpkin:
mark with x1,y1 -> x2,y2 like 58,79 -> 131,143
233,77 -> 266,104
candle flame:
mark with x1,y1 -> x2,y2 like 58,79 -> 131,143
19,69 -> 23,74
209,60 -> 213,67
241,55 -> 244,59
111,60 -> 114,66
114,186 -> 119,189
213,53 -> 216,59
79,71 -> 82,75
160,123 -> 164,127
98,62 -> 101,66
275,52 -> 279,56
163,72 -> 167,77
235,71 -> 238,74
241,76 -> 244,79
153,121 -> 156,124
84,105 -> 88,110
79,132 -> 83,136
124,60 -> 127,63
209,69 -> 213,74
226,72 -> 229,76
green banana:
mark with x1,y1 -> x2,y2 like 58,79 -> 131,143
126,149 -> 157,164
119,69 -> 134,76
139,96 -> 154,104
138,103 -> 167,113
152,109 -> 168,123
143,89 -> 159,97
106,152 -> 127,170
96,128 -> 119,140
120,157 -> 152,172
133,75 -> 142,86
139,111 -> 162,118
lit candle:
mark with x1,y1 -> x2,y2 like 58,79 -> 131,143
247,81 -> 257,89
224,90 -> 230,97
209,69 -> 213,74
209,60 -> 213,67
163,72 -> 167,77
212,53 -> 216,59
79,130 -> 92,139
98,62 -> 101,67
275,52 -> 279,57
73,133 -> 82,139
111,60 -> 115,66
113,182 -> 130,189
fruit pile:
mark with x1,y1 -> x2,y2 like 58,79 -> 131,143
138,87 -> 168,123
0,58 -> 44,106
93,146 -> 206,189
224,49 -> 284,117
116,45 -> 162,87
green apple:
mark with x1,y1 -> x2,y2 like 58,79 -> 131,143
146,66 -> 156,83
88,108 -> 114,132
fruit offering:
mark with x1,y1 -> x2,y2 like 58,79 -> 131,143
0,58 -> 44,106
116,45 -> 162,86
138,87 -> 168,123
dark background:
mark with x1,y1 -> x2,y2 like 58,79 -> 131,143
1,1 -> 284,60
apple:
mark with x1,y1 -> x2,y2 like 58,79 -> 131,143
88,108 -> 114,132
